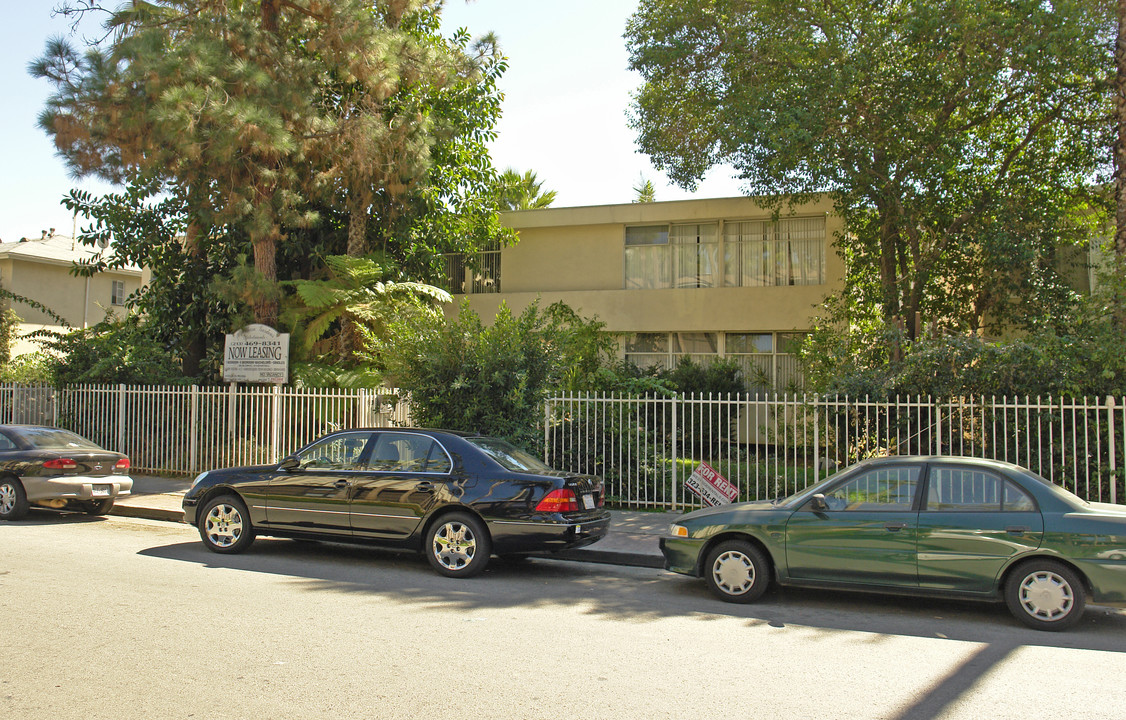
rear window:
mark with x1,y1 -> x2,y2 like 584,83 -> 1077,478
467,437 -> 553,473
13,427 -> 102,451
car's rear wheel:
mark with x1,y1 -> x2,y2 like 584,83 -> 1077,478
0,477 -> 29,521
426,511 -> 490,578
1004,560 -> 1086,631
199,495 -> 256,554
82,498 -> 114,516
703,540 -> 770,603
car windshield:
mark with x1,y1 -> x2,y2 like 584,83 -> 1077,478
773,470 -> 849,508
467,437 -> 553,473
15,427 -> 102,450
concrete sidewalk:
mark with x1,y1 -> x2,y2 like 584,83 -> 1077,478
111,475 -> 680,569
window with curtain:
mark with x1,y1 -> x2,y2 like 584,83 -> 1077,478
671,223 -> 719,288
624,225 -> 671,289
724,216 -> 825,287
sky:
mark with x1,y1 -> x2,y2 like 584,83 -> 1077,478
0,0 -> 745,243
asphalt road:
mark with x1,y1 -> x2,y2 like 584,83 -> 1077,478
3,511 -> 1126,720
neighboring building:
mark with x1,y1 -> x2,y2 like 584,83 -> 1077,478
0,229 -> 146,357
444,195 -> 845,393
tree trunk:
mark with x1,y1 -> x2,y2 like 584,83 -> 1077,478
1116,0 -> 1126,330
181,220 -> 205,378
251,229 -> 279,327
878,217 -> 904,361
347,192 -> 369,257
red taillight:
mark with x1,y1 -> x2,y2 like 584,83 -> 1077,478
43,458 -> 78,470
115,458 -> 131,470
535,489 -> 578,513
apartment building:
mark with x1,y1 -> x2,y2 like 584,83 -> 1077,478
0,230 -> 146,356
445,195 -> 844,392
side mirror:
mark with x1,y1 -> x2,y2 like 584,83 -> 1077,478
809,493 -> 828,512
278,456 -> 300,471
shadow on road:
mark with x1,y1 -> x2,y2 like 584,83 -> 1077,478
139,535 -> 1126,654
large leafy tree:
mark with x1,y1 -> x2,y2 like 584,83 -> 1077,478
627,0 -> 1113,355
32,1 -> 513,380
33,1 -> 509,329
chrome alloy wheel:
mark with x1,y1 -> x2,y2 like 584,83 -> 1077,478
432,520 -> 478,571
712,549 -> 756,596
204,502 -> 245,549
0,483 -> 15,515
1017,569 -> 1075,622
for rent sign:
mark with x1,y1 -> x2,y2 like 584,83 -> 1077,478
223,324 -> 290,384
685,462 -> 739,507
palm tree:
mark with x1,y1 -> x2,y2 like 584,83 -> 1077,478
497,169 -> 557,210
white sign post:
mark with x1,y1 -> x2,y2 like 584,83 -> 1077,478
223,324 -> 290,384
684,461 -> 739,507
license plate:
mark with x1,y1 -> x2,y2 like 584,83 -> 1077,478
582,493 -> 595,510
92,485 -> 112,497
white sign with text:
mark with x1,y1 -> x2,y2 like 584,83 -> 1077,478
223,324 -> 290,384
684,462 -> 739,507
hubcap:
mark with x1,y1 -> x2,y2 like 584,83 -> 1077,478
204,503 -> 244,548
1018,570 -> 1074,621
712,550 -> 755,595
0,483 -> 15,514
432,521 -> 477,571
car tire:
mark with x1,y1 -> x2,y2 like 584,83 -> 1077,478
425,511 -> 491,578
1004,559 -> 1086,631
83,498 -> 115,516
703,540 -> 771,603
199,494 -> 256,554
0,476 -> 29,521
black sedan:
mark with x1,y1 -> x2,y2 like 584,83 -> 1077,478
0,425 -> 133,520
182,428 -> 610,577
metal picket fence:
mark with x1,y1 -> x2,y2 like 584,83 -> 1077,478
544,392 -> 1125,510
0,383 -> 410,475
1,384 -> 1122,509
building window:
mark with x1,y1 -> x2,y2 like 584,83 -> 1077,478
624,223 -> 719,290
724,216 -> 825,287
625,331 -> 806,393
442,241 -> 501,295
111,280 -> 125,306
625,332 -> 671,370
625,216 -> 825,290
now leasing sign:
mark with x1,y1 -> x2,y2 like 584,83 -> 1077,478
223,324 -> 290,384
685,462 -> 739,507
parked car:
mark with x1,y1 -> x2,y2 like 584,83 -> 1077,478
660,456 -> 1126,631
182,428 -> 610,577
0,425 -> 133,521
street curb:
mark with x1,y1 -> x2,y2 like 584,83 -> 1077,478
110,505 -> 185,524
549,549 -> 665,569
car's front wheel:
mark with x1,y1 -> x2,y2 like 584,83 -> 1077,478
199,495 -> 256,554
1004,560 -> 1086,631
0,477 -> 29,521
703,540 -> 771,603
425,511 -> 490,578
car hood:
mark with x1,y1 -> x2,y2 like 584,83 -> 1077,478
675,499 -> 780,524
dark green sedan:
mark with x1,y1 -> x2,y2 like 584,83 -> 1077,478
660,456 -> 1126,630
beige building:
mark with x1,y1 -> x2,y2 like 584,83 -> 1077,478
0,230 -> 146,357
445,195 -> 844,392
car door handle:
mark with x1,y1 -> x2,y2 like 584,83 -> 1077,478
416,482 -> 434,493
884,522 -> 908,532
1006,525 -> 1030,534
